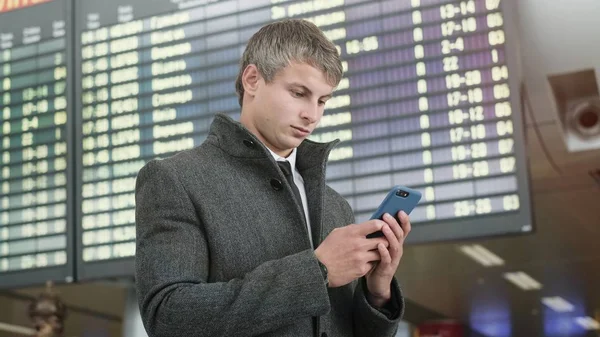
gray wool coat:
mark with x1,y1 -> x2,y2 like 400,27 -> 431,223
135,113 -> 405,337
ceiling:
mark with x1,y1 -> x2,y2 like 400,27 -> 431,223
2,1 -> 600,337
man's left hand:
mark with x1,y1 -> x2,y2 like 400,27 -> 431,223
364,211 -> 411,308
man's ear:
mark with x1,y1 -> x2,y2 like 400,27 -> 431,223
241,64 -> 261,97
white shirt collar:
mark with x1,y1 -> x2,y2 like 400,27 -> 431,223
267,147 -> 298,169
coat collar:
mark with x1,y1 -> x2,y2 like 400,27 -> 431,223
208,113 -> 340,247
266,146 -> 298,170
207,113 -> 339,174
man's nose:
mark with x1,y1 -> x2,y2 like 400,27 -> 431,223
301,103 -> 320,123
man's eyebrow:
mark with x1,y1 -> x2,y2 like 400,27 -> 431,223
289,82 -> 333,99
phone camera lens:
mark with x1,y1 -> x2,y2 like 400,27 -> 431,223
396,190 -> 409,198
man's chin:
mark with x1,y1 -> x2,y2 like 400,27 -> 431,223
279,141 -> 301,153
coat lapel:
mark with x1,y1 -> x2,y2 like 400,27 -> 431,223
209,113 -> 340,248
297,139 -> 339,247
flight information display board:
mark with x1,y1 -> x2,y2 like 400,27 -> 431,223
75,0 -> 532,280
0,0 -> 74,288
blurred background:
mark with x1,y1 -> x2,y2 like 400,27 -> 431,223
1,0 -> 599,336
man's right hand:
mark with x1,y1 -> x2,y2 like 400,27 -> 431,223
314,220 -> 390,288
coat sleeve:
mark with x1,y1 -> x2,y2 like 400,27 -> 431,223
352,277 -> 404,337
134,159 -> 330,337
338,199 -> 405,337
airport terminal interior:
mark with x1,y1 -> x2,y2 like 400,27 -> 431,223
1,0 -> 599,336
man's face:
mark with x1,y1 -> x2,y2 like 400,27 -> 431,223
241,62 -> 335,157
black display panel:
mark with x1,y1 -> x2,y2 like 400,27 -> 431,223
74,0 -> 532,280
0,0 -> 74,288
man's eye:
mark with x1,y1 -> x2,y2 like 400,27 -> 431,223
292,91 -> 304,97
318,100 -> 326,105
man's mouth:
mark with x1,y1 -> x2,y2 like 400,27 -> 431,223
292,126 -> 310,135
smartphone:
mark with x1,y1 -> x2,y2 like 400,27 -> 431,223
366,185 -> 422,238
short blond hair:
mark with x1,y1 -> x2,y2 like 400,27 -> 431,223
235,19 -> 343,107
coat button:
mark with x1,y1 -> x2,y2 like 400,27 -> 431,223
270,179 -> 283,191
321,333 -> 328,337
243,139 -> 255,148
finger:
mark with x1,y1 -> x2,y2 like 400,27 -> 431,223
362,237 -> 389,251
381,212 -> 400,228
381,224 -> 400,257
354,219 -> 386,237
383,213 -> 405,243
397,211 -> 412,236
377,242 -> 392,265
363,250 -> 382,262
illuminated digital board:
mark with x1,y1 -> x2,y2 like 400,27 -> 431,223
74,0 -> 531,280
0,0 -> 73,288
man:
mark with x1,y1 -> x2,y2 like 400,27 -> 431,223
135,19 -> 412,337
